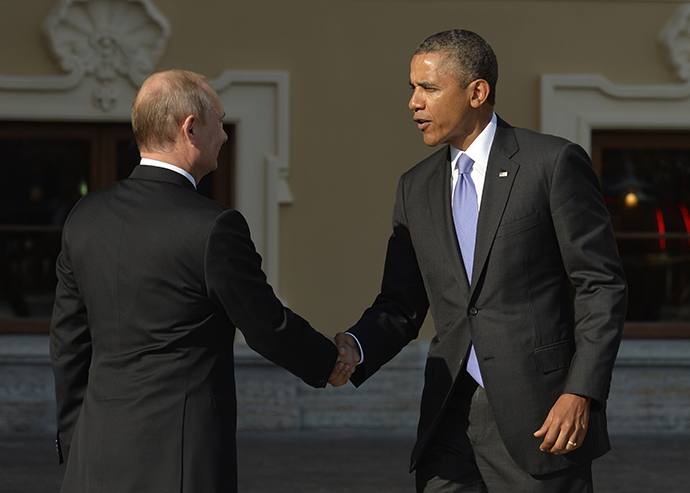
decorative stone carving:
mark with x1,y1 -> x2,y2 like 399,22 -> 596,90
660,2 -> 690,82
42,0 -> 170,110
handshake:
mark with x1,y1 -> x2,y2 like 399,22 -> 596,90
328,332 -> 361,387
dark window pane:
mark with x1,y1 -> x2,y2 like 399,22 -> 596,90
0,139 -> 89,225
0,231 -> 62,318
0,138 -> 89,318
116,137 -> 141,181
601,147 -> 690,323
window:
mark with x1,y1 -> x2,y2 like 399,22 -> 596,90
0,121 -> 235,334
592,130 -> 690,338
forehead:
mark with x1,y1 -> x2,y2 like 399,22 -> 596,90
410,52 -> 456,82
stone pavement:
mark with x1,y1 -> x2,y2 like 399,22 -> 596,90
0,431 -> 688,492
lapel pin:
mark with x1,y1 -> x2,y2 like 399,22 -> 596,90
499,171 -> 509,177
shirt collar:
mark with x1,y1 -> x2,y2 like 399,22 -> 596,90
449,112 -> 497,174
139,158 -> 197,189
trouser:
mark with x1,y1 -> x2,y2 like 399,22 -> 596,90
415,372 -> 593,493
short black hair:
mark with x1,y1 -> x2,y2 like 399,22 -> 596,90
415,29 -> 498,106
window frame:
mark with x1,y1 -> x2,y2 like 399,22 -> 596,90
591,129 -> 690,338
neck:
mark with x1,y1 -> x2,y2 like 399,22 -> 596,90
453,107 -> 494,151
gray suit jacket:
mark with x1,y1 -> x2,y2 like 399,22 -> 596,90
50,165 -> 337,492
349,117 -> 627,475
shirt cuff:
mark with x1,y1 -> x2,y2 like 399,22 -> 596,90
345,332 -> 364,365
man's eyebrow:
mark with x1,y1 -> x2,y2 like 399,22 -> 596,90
409,81 -> 438,89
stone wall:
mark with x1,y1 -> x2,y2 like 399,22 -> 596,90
0,336 -> 55,433
607,340 -> 690,434
1,335 -> 689,435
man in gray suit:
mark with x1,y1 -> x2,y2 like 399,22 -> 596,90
336,29 -> 627,491
50,70 -> 356,492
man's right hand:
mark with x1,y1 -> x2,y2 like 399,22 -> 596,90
328,332 -> 361,387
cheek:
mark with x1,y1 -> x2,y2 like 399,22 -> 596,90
432,108 -> 449,129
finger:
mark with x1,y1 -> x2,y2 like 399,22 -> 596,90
550,430 -> 572,455
334,332 -> 349,347
533,421 -> 548,438
329,366 -> 345,380
329,377 -> 345,387
539,432 -> 557,452
534,413 -> 553,449
339,345 -> 359,368
328,371 -> 348,387
538,420 -> 561,452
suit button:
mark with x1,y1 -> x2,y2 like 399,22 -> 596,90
469,307 -> 478,316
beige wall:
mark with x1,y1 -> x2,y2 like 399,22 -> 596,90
0,0 -> 684,338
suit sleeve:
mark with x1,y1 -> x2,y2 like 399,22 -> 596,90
204,209 -> 337,388
49,223 -> 92,465
550,143 -> 628,407
348,174 -> 429,386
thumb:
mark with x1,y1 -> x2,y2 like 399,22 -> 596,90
334,332 -> 349,354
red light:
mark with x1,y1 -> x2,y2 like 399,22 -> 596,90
656,207 -> 666,252
678,203 -> 690,248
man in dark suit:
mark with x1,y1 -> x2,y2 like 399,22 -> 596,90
336,29 -> 627,491
50,70 -> 356,492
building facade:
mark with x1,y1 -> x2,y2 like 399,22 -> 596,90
1,0 -> 689,433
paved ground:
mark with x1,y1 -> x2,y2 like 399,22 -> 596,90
1,431 -> 688,492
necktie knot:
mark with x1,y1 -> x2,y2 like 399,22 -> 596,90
457,153 -> 474,175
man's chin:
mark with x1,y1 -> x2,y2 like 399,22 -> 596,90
420,132 -> 441,147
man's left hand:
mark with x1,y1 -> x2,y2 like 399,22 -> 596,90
533,393 -> 591,455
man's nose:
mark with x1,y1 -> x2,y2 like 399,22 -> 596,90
409,89 -> 424,110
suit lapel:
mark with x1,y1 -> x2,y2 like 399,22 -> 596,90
427,147 -> 471,293
470,118 -> 520,294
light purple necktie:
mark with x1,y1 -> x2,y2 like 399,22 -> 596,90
452,153 -> 484,387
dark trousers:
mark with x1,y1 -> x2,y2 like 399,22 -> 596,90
415,372 -> 593,493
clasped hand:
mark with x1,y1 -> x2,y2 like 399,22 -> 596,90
328,332 -> 361,386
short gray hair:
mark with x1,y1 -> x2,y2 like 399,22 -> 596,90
132,70 -> 211,153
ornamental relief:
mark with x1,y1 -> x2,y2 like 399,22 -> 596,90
660,2 -> 690,82
40,0 -> 170,111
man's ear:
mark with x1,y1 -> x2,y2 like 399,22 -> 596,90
469,79 -> 491,108
181,115 -> 196,144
